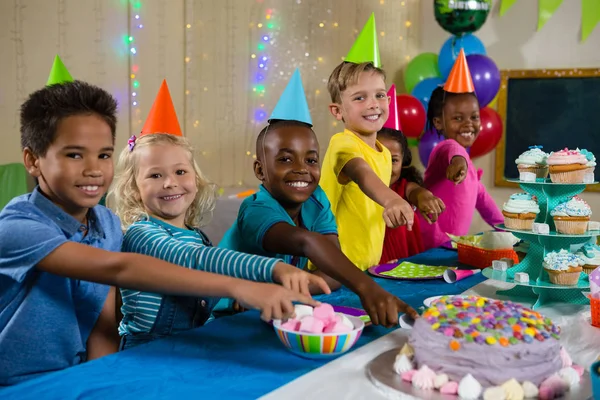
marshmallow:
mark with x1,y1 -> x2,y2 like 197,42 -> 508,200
313,304 -> 335,323
492,260 -> 508,272
280,319 -> 300,331
532,223 -> 550,234
588,221 -> 600,231
293,304 -> 314,320
299,316 -> 324,333
514,272 -> 529,283
519,172 -> 536,182
323,320 -> 352,333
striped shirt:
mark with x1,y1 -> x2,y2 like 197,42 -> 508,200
119,217 -> 279,336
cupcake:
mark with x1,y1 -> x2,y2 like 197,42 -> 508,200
550,196 -> 591,234
579,148 -> 596,181
547,148 -> 588,183
515,146 -> 549,179
575,244 -> 600,274
502,193 -> 540,230
543,250 -> 585,285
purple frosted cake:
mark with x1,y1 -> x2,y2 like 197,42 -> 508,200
393,296 -> 581,398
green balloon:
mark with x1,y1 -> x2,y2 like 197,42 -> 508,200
404,53 -> 440,94
434,0 -> 491,36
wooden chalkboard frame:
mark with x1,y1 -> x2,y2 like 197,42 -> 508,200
494,68 -> 600,192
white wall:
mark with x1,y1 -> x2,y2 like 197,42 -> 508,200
418,0 -> 600,233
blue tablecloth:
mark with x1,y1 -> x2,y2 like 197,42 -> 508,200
1,248 -> 485,400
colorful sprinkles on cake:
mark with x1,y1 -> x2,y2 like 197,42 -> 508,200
422,296 -> 561,350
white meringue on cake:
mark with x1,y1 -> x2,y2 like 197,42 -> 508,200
433,373 -> 448,389
458,374 -> 482,399
521,381 -> 539,398
411,365 -> 436,390
558,367 -> 580,388
501,378 -> 524,400
393,354 -> 413,375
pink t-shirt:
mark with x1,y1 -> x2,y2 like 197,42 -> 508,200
419,139 -> 503,250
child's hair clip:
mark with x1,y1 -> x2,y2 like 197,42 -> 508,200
128,135 -> 137,152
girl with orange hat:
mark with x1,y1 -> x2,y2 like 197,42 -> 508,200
419,50 -> 503,250
110,81 -> 330,349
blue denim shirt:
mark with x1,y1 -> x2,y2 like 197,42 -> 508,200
0,187 -> 122,386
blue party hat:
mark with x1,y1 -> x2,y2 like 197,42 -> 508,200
269,69 -> 312,126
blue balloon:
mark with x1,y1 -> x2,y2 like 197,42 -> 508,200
438,34 -> 486,79
411,77 -> 444,111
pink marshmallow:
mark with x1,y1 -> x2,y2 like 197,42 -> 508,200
401,370 -> 416,382
280,319 -> 300,331
299,316 -> 325,333
440,381 -> 459,395
572,364 -> 584,377
313,304 -> 336,323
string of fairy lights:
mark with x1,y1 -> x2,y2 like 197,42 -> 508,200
128,1 -> 142,128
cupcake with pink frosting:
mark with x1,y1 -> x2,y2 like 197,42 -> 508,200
547,148 -> 588,183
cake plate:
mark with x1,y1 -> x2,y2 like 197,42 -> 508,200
366,344 -> 592,400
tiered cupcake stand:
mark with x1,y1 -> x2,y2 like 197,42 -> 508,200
482,179 -> 599,309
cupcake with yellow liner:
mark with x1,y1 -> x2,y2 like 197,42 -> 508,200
547,148 -> 588,183
515,146 -> 549,179
502,192 -> 540,230
550,196 -> 591,234
543,249 -> 585,285
575,243 -> 600,274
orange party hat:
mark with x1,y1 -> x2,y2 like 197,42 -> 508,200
443,49 -> 475,94
140,80 -> 183,136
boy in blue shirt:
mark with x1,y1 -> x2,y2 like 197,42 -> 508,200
0,77 -> 326,385
220,70 -> 418,327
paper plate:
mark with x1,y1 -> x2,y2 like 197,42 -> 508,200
368,262 -> 455,280
422,294 -> 471,308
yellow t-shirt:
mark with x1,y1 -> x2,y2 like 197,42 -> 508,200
319,129 -> 392,271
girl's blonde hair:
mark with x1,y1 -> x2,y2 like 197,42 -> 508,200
110,133 -> 216,230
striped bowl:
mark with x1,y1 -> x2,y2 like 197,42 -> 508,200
272,315 -> 365,359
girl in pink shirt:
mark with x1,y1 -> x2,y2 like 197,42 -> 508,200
419,86 -> 503,250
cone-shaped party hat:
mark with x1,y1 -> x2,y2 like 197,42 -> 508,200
46,55 -> 74,86
269,68 -> 312,126
443,49 -> 475,94
140,80 -> 183,136
383,85 -> 402,131
345,13 -> 381,67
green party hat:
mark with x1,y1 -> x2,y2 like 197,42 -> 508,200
345,13 -> 381,67
46,55 -> 73,86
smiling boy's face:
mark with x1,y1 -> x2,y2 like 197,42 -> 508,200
329,70 -> 389,137
255,124 -> 320,211
24,113 -> 114,222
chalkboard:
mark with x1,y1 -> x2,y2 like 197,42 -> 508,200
494,68 -> 600,192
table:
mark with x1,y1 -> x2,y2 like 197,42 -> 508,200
263,279 -> 600,399
0,249 -> 505,400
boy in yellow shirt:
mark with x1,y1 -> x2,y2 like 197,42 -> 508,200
320,14 -> 415,270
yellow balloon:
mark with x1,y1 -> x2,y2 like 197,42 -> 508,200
487,93 -> 499,110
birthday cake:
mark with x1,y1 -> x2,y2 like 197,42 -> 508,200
394,296 -> 582,399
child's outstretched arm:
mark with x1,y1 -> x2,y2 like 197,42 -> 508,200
262,222 -> 419,327
39,242 -> 320,321
124,221 -> 330,296
476,179 -> 504,228
342,158 -> 415,230
0,214 -> 328,322
405,182 -> 446,224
